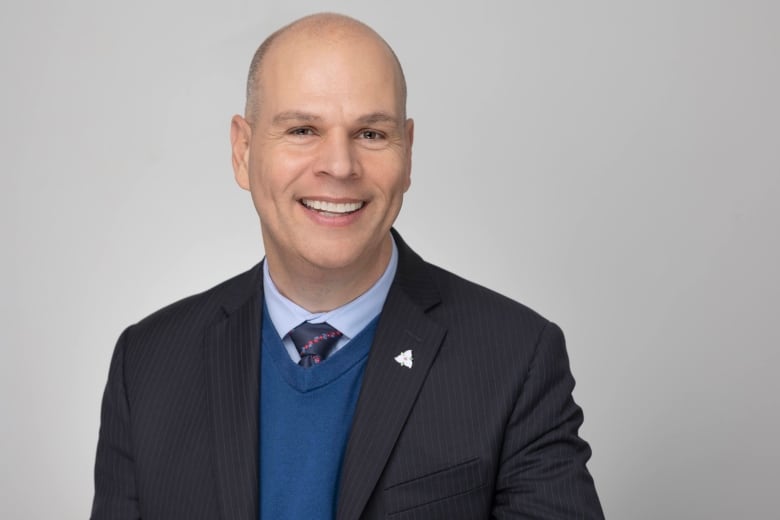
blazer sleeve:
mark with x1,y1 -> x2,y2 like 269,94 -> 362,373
491,321 -> 604,519
91,327 -> 142,520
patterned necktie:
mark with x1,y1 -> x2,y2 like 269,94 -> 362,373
288,322 -> 343,368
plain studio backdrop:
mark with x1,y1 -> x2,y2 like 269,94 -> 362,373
2,1 -> 778,518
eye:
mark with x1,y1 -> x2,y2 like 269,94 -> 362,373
358,129 -> 384,140
289,127 -> 316,136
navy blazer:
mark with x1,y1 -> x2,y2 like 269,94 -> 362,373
92,230 -> 603,519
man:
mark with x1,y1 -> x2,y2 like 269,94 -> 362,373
92,13 -> 603,520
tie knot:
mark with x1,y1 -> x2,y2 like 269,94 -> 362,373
288,322 -> 342,367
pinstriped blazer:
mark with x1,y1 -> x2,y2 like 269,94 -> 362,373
91,230 -> 603,519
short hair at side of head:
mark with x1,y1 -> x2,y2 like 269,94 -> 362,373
244,13 -> 408,124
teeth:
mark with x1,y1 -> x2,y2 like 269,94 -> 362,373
302,199 -> 364,214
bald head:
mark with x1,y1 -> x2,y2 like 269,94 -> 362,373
244,13 -> 407,124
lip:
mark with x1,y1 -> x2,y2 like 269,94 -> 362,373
301,198 -> 364,213
298,197 -> 367,227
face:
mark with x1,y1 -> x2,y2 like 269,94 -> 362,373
231,31 -> 413,285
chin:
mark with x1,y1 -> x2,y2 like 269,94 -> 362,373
302,235 -> 385,272
303,250 -> 367,272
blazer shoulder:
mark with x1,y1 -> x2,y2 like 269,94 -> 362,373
125,263 -> 261,341
425,261 -> 552,332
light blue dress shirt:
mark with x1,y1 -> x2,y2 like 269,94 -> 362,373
262,237 -> 398,363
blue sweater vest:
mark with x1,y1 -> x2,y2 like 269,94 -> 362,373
259,305 -> 378,519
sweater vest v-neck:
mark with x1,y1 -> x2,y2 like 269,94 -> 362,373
259,304 -> 378,520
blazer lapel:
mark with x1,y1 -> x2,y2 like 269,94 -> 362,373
337,233 -> 446,520
203,265 -> 263,520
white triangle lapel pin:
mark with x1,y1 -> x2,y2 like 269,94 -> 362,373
394,349 -> 413,369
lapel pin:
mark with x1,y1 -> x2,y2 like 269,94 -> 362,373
394,350 -> 413,369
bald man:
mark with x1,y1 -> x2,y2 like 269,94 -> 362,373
91,13 -> 603,520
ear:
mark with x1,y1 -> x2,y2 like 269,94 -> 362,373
403,118 -> 414,192
230,115 -> 252,191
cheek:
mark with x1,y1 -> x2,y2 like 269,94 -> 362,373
362,153 -> 410,191
252,152 -> 311,193
246,161 -> 282,217
392,167 -> 412,196
247,158 -> 282,200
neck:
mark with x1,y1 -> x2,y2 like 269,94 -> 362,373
265,235 -> 393,312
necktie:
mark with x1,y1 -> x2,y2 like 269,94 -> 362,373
288,322 -> 343,367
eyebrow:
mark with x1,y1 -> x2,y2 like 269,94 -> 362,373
357,112 -> 401,126
271,110 -> 401,126
272,111 -> 322,125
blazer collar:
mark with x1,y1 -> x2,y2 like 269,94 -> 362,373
336,229 -> 447,520
389,228 -> 442,312
204,263 -> 263,520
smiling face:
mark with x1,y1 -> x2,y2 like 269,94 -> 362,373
231,23 -> 413,305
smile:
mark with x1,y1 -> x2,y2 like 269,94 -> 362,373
301,199 -> 365,216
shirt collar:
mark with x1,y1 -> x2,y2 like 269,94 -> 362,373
263,237 -> 398,341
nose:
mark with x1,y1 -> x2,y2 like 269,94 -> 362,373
315,130 -> 357,179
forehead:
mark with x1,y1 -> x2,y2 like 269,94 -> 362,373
258,31 -> 404,118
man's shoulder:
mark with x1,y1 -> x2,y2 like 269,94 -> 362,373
392,231 -> 551,334
423,260 -> 550,331
126,263 -> 261,340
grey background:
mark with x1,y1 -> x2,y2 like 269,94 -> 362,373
2,1 -> 778,518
